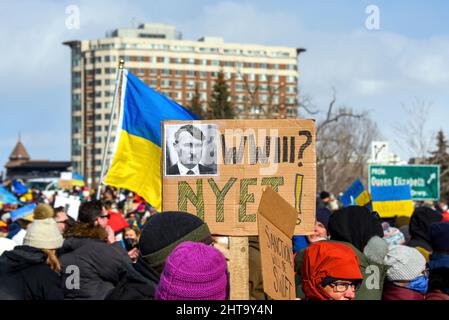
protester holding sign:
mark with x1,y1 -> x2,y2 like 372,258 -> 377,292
300,241 -> 363,300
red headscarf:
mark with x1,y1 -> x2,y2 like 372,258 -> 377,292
301,241 -> 363,300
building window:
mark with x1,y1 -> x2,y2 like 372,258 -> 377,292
175,81 -> 182,88
211,60 -> 219,66
161,69 -> 170,76
186,70 -> 195,77
175,70 -> 182,77
95,68 -> 102,75
150,80 -> 157,87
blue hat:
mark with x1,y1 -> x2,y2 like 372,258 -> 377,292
316,208 -> 332,231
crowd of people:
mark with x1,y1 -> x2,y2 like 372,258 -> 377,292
0,182 -> 449,301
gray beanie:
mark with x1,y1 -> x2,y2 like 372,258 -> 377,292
363,236 -> 389,265
384,245 -> 426,281
24,218 -> 63,250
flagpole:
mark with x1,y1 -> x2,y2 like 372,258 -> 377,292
96,59 -> 125,200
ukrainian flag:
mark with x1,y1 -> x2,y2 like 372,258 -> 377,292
72,172 -> 85,187
340,179 -> 372,211
371,185 -> 414,218
104,70 -> 199,211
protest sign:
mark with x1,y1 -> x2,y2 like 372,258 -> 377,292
162,119 -> 316,236
371,185 -> 414,218
340,179 -> 372,211
54,195 -> 81,220
257,187 -> 296,300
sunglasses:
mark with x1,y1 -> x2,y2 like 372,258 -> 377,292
99,214 -> 110,219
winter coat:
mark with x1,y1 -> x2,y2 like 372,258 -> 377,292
58,223 -> 131,300
382,282 -> 449,300
428,254 -> 449,298
248,236 -> 269,300
105,257 -> 158,300
382,281 -> 425,300
295,239 -> 387,300
0,246 -> 63,300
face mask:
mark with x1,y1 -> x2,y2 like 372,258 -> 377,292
406,275 -> 428,294
124,238 -> 137,251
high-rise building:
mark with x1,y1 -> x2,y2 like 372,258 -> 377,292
64,23 -> 303,186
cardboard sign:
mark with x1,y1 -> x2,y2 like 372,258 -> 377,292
162,119 -> 316,236
257,187 -> 296,300
54,195 -> 81,221
371,185 -> 414,218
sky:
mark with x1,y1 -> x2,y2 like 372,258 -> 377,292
1,0 -> 448,171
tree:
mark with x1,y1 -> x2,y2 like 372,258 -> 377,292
209,71 -> 235,119
314,88 -> 380,194
187,85 -> 206,119
393,99 -> 434,160
428,130 -> 449,200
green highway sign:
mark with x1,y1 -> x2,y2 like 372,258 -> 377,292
368,165 -> 440,200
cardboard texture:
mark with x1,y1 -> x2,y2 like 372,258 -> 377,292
162,119 -> 316,236
257,187 -> 296,300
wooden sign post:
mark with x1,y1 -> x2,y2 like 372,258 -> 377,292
161,119 -> 316,299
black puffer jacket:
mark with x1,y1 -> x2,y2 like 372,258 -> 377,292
105,257 -> 158,300
0,246 -> 63,300
58,223 -> 131,300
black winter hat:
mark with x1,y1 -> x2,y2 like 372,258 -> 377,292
328,205 -> 384,252
139,211 -> 213,268
429,222 -> 449,253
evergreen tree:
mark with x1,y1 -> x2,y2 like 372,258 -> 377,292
209,71 -> 235,119
429,130 -> 449,200
187,85 -> 205,119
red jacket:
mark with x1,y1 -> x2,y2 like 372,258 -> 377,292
382,282 -> 425,300
426,291 -> 449,300
383,282 -> 449,300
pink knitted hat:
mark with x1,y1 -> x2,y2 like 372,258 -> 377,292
156,241 -> 228,300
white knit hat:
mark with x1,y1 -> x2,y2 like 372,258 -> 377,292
23,218 -> 63,250
384,245 -> 426,281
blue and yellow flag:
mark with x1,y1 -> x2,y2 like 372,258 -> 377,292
340,179 -> 372,211
104,70 -> 199,211
371,185 -> 414,218
0,186 -> 19,205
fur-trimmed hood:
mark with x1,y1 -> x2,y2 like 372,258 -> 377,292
63,222 -> 108,241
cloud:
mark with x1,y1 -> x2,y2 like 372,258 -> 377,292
0,0 -> 448,167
